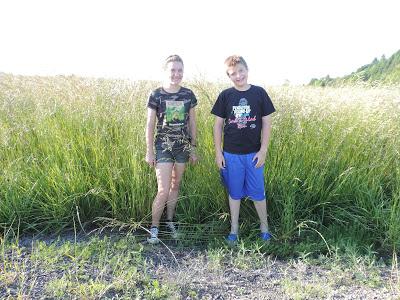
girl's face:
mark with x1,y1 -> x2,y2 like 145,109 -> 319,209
227,63 -> 248,89
165,61 -> 184,86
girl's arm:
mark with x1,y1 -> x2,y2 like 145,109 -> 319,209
145,108 -> 157,167
188,107 -> 198,164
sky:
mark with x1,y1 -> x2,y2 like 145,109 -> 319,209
0,0 -> 399,85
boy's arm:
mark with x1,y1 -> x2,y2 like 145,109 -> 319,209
145,108 -> 157,167
188,107 -> 198,164
213,116 -> 225,169
253,115 -> 272,168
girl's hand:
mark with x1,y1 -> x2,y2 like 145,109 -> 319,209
145,151 -> 156,167
189,148 -> 199,165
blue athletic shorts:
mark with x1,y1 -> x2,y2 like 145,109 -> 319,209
220,151 -> 266,201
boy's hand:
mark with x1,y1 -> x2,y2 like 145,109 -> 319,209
145,151 -> 156,167
216,151 -> 225,169
253,150 -> 267,168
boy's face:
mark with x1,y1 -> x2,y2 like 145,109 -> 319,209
227,63 -> 248,89
165,61 -> 184,86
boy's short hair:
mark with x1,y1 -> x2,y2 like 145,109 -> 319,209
224,55 -> 248,75
164,55 -> 184,69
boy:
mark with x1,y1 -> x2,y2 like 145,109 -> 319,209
211,55 -> 275,242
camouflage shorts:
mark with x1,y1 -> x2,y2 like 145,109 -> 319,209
155,147 -> 190,163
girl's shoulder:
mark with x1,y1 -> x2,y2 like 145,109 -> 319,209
179,86 -> 194,93
179,86 -> 197,98
150,87 -> 164,97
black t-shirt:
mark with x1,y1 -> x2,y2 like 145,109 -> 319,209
147,87 -> 197,150
211,85 -> 275,154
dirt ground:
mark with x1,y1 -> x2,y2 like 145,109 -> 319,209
145,244 -> 399,300
2,230 -> 399,299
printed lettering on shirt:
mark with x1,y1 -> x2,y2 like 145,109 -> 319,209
229,98 -> 256,129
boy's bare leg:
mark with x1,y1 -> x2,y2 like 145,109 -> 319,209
166,163 -> 186,221
253,199 -> 269,233
152,163 -> 174,227
229,196 -> 241,234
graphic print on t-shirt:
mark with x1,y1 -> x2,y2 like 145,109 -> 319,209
165,100 -> 185,126
229,98 -> 256,129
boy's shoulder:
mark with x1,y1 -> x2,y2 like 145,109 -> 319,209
219,85 -> 266,96
218,86 -> 236,96
250,84 -> 268,93
249,85 -> 271,98
251,84 -> 264,90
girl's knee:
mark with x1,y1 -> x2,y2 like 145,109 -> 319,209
170,181 -> 181,192
156,190 -> 169,201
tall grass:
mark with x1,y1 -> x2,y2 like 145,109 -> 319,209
0,73 -> 399,250
266,86 -> 400,250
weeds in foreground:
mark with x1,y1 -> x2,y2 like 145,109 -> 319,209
0,226 -> 399,299
0,228 -> 176,299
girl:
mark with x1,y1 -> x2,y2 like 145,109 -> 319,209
145,55 -> 198,243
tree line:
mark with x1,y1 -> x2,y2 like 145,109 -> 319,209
309,49 -> 400,86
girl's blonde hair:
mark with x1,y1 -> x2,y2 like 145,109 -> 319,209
164,55 -> 184,69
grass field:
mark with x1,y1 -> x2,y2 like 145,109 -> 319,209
0,73 -> 399,254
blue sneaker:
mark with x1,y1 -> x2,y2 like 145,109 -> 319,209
226,233 -> 238,244
260,232 -> 272,241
